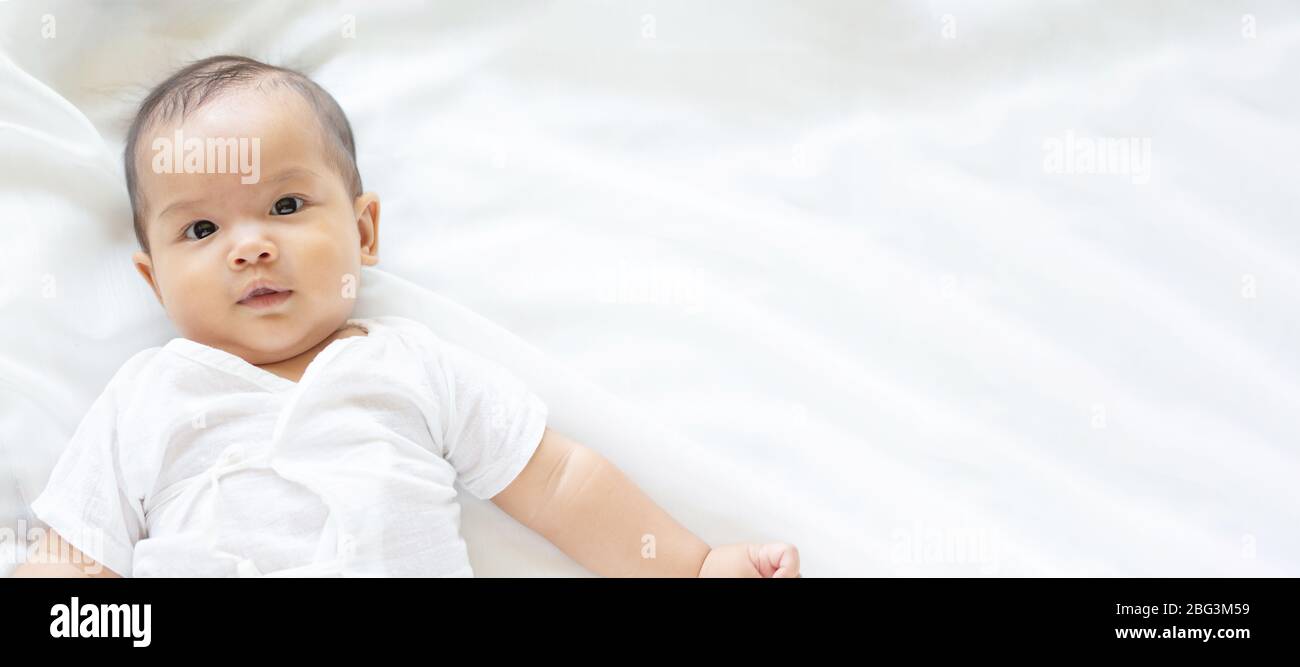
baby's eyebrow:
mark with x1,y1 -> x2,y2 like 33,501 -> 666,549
261,166 -> 322,185
156,197 -> 202,221
153,166 -> 323,221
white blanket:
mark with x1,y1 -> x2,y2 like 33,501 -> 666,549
2,1 -> 1298,577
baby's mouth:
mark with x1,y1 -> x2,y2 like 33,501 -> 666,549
238,288 -> 293,309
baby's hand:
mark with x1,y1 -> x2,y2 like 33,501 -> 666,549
697,543 -> 801,578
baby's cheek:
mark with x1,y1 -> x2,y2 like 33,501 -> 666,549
317,242 -> 363,301
171,295 -> 221,336
160,275 -> 223,327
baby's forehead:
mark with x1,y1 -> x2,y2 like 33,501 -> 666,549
144,87 -> 325,151
136,91 -> 341,191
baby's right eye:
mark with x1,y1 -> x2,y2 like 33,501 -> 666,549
184,220 -> 218,241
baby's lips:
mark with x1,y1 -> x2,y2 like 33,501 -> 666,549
236,281 -> 291,302
245,288 -> 278,299
237,288 -> 293,305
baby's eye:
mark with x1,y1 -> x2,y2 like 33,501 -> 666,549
270,196 -> 304,216
184,220 -> 218,241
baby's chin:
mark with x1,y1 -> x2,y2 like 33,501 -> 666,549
185,321 -> 320,366
234,341 -> 306,366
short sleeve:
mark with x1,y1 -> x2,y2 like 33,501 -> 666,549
428,337 -> 549,500
28,381 -> 146,577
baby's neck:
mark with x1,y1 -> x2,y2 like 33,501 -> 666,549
255,324 -> 367,383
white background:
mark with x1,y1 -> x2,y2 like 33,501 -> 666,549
1,1 -> 1297,576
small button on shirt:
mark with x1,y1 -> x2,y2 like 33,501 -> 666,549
29,316 -> 548,577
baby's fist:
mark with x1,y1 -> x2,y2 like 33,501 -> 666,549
698,542 -> 801,578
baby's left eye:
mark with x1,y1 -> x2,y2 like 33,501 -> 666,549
270,196 -> 304,216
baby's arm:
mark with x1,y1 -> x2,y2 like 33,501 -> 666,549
491,428 -> 800,577
10,528 -> 123,578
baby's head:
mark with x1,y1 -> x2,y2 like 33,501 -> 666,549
128,55 -> 379,366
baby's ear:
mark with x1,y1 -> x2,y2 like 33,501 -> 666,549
132,250 -> 164,306
354,193 -> 380,266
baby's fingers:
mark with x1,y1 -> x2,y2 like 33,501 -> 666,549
757,542 -> 800,578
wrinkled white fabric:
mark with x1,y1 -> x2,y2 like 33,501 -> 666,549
29,316 -> 549,577
5,2 -> 1300,578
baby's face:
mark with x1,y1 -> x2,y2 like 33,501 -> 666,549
132,89 -> 379,366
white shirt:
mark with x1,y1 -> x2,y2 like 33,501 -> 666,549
29,315 -> 548,577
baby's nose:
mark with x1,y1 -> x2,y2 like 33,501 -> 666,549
229,238 -> 278,267
234,250 -> 273,265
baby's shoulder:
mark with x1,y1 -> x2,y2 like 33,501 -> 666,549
92,346 -> 167,397
359,315 -> 447,351
356,315 -> 487,377
362,314 -> 435,335
95,344 -> 208,421
113,345 -> 174,386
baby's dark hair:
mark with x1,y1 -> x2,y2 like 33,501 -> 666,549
124,55 -> 362,253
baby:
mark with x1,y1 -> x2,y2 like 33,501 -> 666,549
13,55 -> 799,578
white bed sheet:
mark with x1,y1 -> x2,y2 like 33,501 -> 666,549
2,0 -> 1298,577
